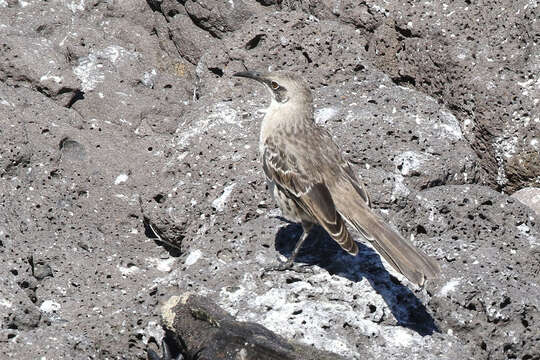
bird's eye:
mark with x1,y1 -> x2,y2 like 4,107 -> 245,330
271,81 -> 279,89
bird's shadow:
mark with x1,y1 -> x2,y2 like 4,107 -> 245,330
273,220 -> 439,336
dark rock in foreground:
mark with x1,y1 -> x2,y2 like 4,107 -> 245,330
158,292 -> 348,360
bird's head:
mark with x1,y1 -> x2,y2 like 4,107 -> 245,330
234,70 -> 312,106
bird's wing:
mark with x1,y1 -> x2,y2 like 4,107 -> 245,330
312,127 -> 375,240
303,125 -> 371,208
267,126 -> 439,285
262,132 -> 358,255
342,162 -> 371,208
312,129 -> 440,285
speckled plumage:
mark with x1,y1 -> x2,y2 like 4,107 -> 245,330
234,70 -> 440,286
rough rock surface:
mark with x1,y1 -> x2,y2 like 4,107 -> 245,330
0,1 -> 538,359
281,0 -> 540,193
159,292 -> 348,359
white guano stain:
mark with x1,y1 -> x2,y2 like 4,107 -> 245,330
437,110 -> 463,139
73,53 -> 104,91
530,138 -> 538,150
0,97 -> 12,106
391,174 -> 410,201
212,183 -> 236,212
73,45 -> 138,91
230,271 -> 387,359
40,72 -> 63,84
439,279 -> 460,297
384,327 -> 419,348
185,249 -> 202,266
139,320 -> 165,345
517,223 -> 530,234
147,257 -> 176,272
117,264 -> 140,276
0,299 -> 12,308
114,173 -> 129,185
175,102 -> 240,147
141,69 -> 157,88
156,258 -> 175,272
40,300 -> 61,313
65,0 -> 85,12
394,151 -> 431,176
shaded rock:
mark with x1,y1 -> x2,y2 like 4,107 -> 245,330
160,293 -> 348,360
150,0 -> 187,19
155,11 -> 219,66
0,31 -> 80,106
59,137 -> 87,162
274,0 -> 336,20
0,112 -> 31,178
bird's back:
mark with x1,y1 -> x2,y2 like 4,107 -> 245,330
261,112 -> 346,181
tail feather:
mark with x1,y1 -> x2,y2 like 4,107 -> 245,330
300,183 -> 359,256
331,180 -> 440,286
338,227 -> 359,256
353,211 -> 440,286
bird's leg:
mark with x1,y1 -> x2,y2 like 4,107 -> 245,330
264,222 -> 313,272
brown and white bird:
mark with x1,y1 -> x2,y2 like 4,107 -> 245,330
234,70 -> 440,286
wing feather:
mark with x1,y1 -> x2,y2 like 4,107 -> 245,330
263,134 -> 358,255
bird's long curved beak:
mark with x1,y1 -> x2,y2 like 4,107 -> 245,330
233,71 -> 265,82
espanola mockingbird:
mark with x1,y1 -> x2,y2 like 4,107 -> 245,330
234,70 -> 440,286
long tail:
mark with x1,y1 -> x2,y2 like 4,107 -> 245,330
331,179 -> 440,286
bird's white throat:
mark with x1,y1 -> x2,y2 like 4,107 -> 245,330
258,97 -> 312,157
